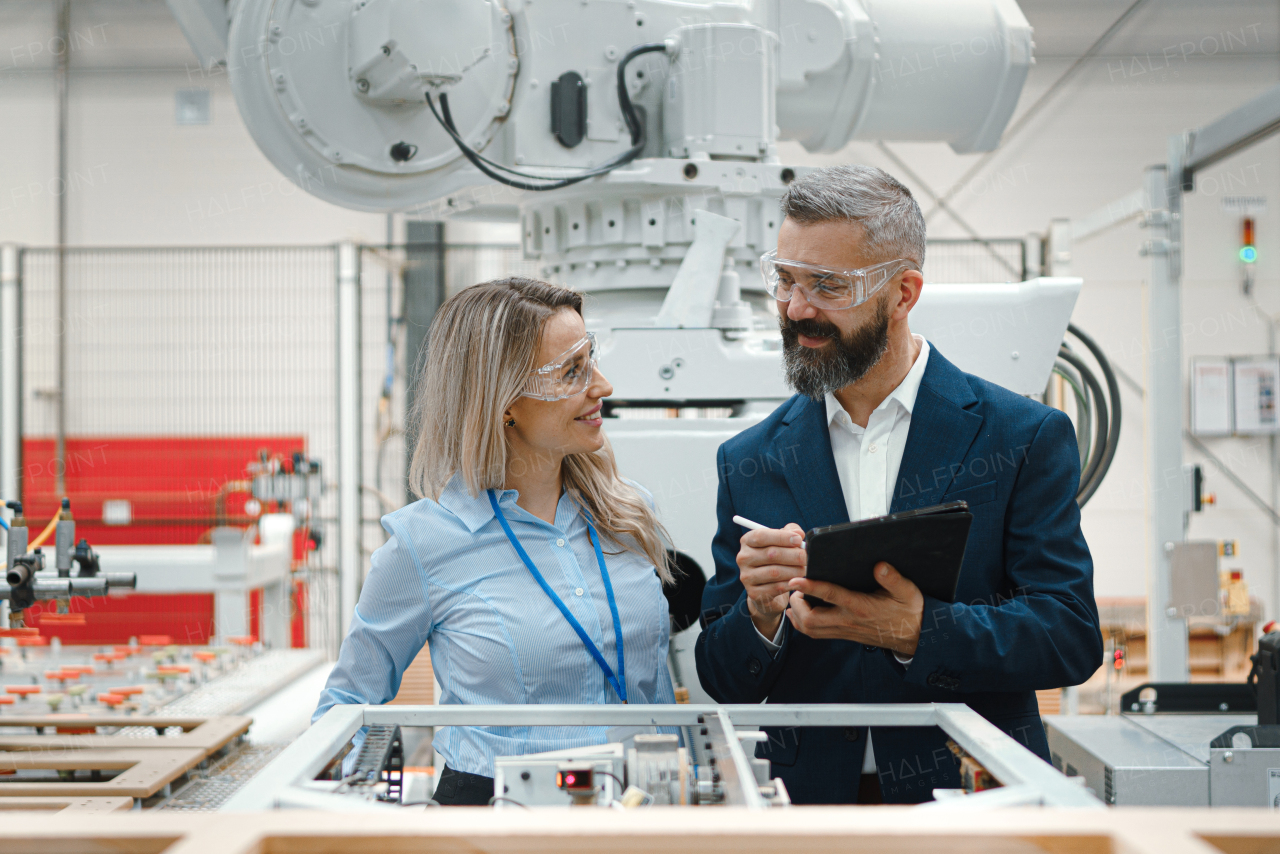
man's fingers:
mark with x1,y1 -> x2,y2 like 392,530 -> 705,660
873,562 -> 918,599
742,564 -> 805,587
740,544 -> 807,569
742,525 -> 805,549
787,576 -> 848,607
748,580 -> 793,602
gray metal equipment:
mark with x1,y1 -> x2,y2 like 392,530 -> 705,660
1048,712 -> 1280,807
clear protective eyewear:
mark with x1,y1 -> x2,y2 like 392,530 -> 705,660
521,331 -> 598,401
759,250 -> 912,310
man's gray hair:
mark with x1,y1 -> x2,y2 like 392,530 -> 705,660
779,165 -> 926,270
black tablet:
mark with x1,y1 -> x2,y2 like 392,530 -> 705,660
803,501 -> 972,606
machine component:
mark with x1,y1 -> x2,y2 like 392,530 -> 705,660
946,740 -> 1000,793
218,0 -> 1032,211
1048,630 -> 1280,807
556,764 -> 598,805
224,703 -> 1099,811
1049,712 -> 1280,808
1250,629 -> 1280,725
249,452 -> 323,511
1047,714 -> 1219,807
1119,682 -> 1256,715
1,500 -> 136,622
55,498 -> 74,575
550,72 -> 587,148
664,24 -> 773,160
1054,324 -> 1122,506
345,724 -> 403,802
494,744 -> 623,808
628,733 -> 685,805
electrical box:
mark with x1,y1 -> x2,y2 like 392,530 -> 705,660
1191,356 -> 1280,436
1233,357 -> 1280,434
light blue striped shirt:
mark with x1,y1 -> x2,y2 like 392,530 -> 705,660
314,475 -> 676,777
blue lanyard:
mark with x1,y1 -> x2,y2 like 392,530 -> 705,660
487,490 -> 627,703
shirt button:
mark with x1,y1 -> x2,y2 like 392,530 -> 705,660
556,538 -> 565,547
575,587 -> 584,597
868,443 -> 878,453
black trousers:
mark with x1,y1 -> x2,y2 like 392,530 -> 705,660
432,766 -> 495,806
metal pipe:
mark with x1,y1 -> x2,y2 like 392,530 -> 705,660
1142,163 -> 1189,682
54,0 -> 70,497
337,242 -> 362,640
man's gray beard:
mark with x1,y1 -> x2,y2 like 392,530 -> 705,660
781,298 -> 891,400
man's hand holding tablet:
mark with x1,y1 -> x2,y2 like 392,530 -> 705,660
733,514 -> 924,657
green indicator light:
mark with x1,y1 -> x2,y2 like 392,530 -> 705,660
1241,246 -> 1258,263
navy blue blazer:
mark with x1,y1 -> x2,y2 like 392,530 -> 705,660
694,344 -> 1102,804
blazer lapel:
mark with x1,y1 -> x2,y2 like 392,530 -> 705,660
776,396 -> 849,532
892,346 -> 985,512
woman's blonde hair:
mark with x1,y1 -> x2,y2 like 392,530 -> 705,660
408,277 -> 673,583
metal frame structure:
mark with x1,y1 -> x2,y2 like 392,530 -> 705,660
223,703 -> 1100,811
1144,81 -> 1280,681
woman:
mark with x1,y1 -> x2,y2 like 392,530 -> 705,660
314,277 -> 676,805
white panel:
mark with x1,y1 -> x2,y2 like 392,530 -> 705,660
1191,359 -> 1233,436
1232,356 -> 1280,435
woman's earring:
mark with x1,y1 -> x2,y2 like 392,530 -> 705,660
504,417 -> 515,428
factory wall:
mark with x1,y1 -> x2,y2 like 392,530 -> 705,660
2,1 -> 1280,615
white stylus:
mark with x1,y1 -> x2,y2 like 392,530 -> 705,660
733,515 -> 805,543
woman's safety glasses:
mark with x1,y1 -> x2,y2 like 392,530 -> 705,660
759,250 -> 912,310
521,332 -> 598,401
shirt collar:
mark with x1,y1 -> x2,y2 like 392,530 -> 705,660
436,474 -> 513,533
436,473 -> 579,533
824,335 -> 931,427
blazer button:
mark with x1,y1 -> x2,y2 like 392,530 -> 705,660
926,674 -> 939,686
747,658 -> 762,676
843,727 -> 860,742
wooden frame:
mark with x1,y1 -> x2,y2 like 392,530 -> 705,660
0,747 -> 208,798
0,796 -> 132,812
0,715 -> 250,754
0,807 -> 1276,854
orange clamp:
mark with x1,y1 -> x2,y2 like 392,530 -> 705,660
97,693 -> 125,708
6,685 -> 41,696
39,613 -> 86,626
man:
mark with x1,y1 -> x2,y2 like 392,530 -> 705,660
694,165 -> 1102,805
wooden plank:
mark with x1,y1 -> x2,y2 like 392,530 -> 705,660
0,747 -> 206,798
0,716 -> 250,756
0,796 -> 133,812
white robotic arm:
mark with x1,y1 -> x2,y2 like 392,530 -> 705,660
197,0 -> 1032,212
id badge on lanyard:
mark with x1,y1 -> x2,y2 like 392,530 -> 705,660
488,490 -> 627,703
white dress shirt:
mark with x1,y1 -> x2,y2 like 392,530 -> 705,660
758,334 -> 931,774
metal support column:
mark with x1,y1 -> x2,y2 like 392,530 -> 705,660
54,0 -> 70,497
0,245 -> 21,631
403,222 -> 445,501
336,242 -> 362,638
1141,163 -> 1188,682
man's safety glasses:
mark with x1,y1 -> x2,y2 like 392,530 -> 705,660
759,250 -> 913,310
522,332 -> 598,401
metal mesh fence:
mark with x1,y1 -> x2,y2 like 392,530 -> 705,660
20,246 -> 344,654
924,238 -> 1027,284
444,243 -> 542,295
